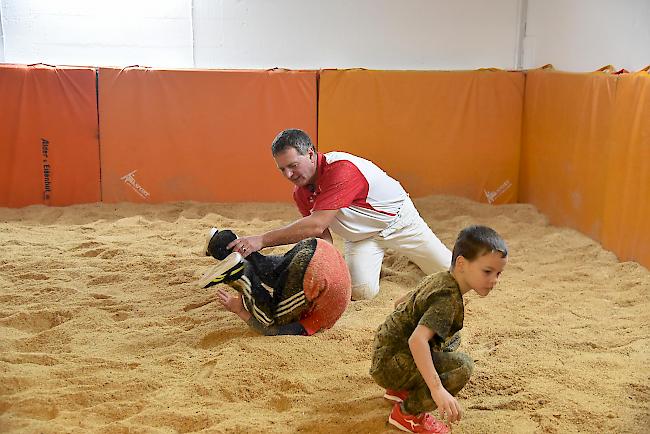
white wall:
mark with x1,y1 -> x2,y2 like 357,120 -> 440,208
0,0 -> 193,67
0,0 -> 4,62
524,0 -> 650,72
0,0 -> 648,71
193,0 -> 521,70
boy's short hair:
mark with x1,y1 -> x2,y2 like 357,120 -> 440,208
451,225 -> 508,268
271,128 -> 314,156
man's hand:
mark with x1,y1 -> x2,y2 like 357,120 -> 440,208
227,235 -> 264,258
226,210 -> 338,256
430,384 -> 463,423
216,288 -> 245,314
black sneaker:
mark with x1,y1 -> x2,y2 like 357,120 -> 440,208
197,252 -> 245,288
204,228 -> 238,260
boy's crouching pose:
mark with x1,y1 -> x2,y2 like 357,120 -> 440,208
198,228 -> 351,336
370,225 -> 508,433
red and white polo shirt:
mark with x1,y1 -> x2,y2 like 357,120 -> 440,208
293,152 -> 406,241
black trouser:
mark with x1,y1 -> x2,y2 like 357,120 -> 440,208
371,348 -> 473,415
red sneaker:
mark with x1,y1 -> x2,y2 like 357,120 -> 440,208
384,388 -> 409,403
388,403 -> 450,433
421,413 -> 450,434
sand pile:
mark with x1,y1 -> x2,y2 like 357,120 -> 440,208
0,195 -> 648,433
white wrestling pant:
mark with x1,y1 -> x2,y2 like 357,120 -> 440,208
344,197 -> 452,300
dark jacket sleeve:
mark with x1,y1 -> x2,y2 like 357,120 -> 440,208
246,317 -> 307,336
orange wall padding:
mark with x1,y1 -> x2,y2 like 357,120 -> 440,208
98,68 -> 317,203
0,64 -> 101,207
318,69 -> 525,204
520,69 -> 649,268
519,70 -> 618,240
601,72 -> 650,266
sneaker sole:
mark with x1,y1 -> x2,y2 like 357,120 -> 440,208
203,227 -> 218,256
383,393 -> 404,403
197,252 -> 243,288
388,415 -> 415,433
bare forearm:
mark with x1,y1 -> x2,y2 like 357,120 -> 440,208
262,218 -> 327,248
236,309 -> 251,322
409,337 -> 444,391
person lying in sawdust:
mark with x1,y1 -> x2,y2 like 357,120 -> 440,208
198,228 -> 351,336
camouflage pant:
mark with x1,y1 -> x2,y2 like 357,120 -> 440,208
370,346 -> 473,415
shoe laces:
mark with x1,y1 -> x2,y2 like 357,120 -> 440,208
421,413 -> 450,434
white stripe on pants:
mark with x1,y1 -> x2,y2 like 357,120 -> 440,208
345,197 -> 452,300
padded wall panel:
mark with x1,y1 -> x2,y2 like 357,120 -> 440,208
0,64 -> 101,207
318,69 -> 524,204
601,72 -> 650,267
98,68 -> 317,203
519,70 -> 617,240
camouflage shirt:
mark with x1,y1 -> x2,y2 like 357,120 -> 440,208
374,271 -> 464,353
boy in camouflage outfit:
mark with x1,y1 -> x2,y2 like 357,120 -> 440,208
370,225 -> 508,433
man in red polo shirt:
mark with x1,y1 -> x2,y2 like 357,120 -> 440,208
228,129 -> 451,300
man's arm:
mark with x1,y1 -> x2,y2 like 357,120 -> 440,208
228,209 -> 338,257
321,228 -> 333,244
409,325 -> 463,423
